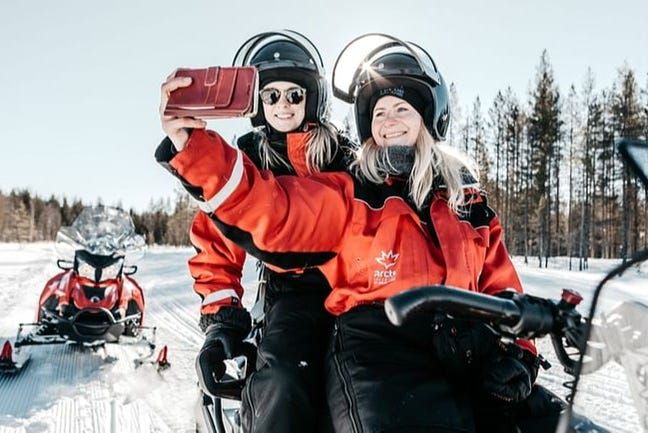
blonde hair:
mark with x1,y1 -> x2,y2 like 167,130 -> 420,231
256,121 -> 339,174
355,127 -> 479,213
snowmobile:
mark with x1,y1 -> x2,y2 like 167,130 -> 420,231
196,138 -> 648,433
0,206 -> 169,374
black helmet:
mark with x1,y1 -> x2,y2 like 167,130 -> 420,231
332,33 -> 450,143
233,30 -> 329,128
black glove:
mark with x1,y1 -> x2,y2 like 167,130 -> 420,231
431,315 -> 500,377
481,343 -> 539,405
195,307 -> 251,397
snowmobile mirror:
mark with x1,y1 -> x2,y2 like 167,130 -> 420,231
618,138 -> 648,189
56,259 -> 74,270
123,265 -> 138,276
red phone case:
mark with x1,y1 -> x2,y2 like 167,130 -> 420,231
164,67 -> 258,119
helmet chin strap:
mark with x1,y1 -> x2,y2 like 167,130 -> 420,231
385,145 -> 416,177
263,123 -> 287,143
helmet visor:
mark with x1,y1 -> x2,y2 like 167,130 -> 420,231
332,33 -> 441,103
232,30 -> 325,76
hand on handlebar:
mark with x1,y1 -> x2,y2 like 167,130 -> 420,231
431,316 -> 499,376
386,285 -> 586,376
481,343 -> 539,405
195,323 -> 246,398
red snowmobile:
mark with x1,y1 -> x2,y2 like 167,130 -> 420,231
0,206 -> 169,374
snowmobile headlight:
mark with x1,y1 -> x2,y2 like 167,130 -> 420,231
77,260 -> 96,281
100,260 -> 123,281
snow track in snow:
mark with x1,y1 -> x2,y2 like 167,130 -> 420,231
0,343 -> 175,433
0,244 -> 55,339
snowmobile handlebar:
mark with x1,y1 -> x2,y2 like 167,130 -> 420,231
385,285 -> 585,342
385,286 -> 521,327
385,286 -> 588,373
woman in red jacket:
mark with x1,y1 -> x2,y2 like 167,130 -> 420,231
158,34 -> 549,433
168,31 -> 352,433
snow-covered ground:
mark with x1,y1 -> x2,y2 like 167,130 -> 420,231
0,243 -> 646,433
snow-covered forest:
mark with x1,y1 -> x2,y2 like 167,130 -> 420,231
446,53 -> 648,266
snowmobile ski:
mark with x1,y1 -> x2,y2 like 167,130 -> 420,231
0,341 -> 31,374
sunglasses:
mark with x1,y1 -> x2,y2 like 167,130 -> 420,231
259,87 -> 306,105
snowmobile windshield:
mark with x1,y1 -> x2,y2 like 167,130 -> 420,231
560,266 -> 648,433
563,139 -> 648,432
232,29 -> 325,76
332,33 -> 441,103
55,206 -> 146,262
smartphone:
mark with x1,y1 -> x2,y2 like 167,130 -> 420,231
164,66 -> 258,119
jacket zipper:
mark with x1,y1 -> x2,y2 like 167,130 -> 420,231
332,322 -> 362,433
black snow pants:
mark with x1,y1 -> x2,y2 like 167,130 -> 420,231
326,305 -> 475,433
241,291 -> 334,433
326,305 -> 565,433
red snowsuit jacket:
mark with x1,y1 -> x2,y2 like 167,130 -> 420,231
188,129 -> 351,315
156,129 -> 535,353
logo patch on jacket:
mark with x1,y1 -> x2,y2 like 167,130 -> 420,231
374,250 -> 399,285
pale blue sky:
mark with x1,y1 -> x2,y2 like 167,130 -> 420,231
1,0 -> 646,211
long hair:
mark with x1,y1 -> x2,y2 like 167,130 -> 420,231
256,120 -> 339,174
355,127 -> 479,213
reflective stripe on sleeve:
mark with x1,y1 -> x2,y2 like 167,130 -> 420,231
201,289 -> 241,306
198,149 -> 244,213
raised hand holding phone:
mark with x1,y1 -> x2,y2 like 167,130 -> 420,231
159,67 -> 258,152
159,74 -> 207,152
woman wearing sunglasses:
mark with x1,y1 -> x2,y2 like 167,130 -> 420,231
163,31 -> 352,433
158,34 -> 570,433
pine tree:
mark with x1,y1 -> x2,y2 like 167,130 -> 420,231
488,91 -> 506,211
610,65 -> 643,261
502,88 -> 527,259
565,84 -> 579,269
578,69 -> 602,268
471,97 -> 491,187
166,190 -> 197,246
8,199 -> 31,242
598,89 -> 617,259
527,50 -> 562,267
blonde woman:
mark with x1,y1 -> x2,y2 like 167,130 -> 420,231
158,35 -> 545,432
161,31 -> 353,433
